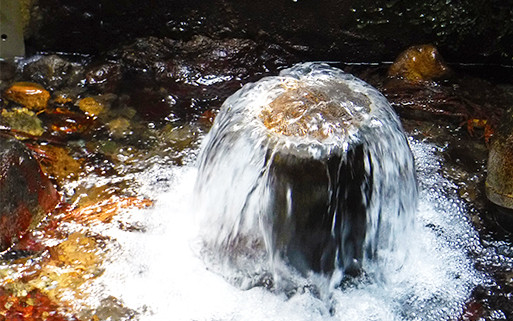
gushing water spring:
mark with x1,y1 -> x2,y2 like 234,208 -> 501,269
195,63 -> 417,291
84,63 -> 486,320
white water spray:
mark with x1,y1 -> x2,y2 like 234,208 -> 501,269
194,63 -> 418,292
83,64 -> 486,321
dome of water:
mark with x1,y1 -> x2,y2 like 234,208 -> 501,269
77,63 -> 487,321
195,63 -> 418,291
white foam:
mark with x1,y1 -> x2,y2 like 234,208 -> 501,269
82,138 -> 485,321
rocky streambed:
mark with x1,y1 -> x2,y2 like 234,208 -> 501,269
0,36 -> 512,320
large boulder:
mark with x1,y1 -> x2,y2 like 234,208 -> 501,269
0,136 -> 60,251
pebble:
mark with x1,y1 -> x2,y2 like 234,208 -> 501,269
3,82 -> 51,110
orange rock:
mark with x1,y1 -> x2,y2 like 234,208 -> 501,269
65,196 -> 153,224
35,144 -> 84,184
199,109 -> 217,127
77,96 -> 104,116
0,289 -> 77,321
388,44 -> 450,83
3,82 -> 51,111
45,107 -> 96,137
260,84 -> 349,140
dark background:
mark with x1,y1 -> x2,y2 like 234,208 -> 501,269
26,0 -> 513,65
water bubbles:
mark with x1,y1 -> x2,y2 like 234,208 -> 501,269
71,65 -> 493,321
73,135 -> 490,321
195,63 -> 417,286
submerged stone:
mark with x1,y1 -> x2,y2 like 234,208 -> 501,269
0,136 -> 60,251
0,107 -> 44,136
3,82 -> 50,111
77,96 -> 105,117
21,55 -> 86,91
196,63 -> 417,285
486,107 -> 513,210
387,44 -> 450,84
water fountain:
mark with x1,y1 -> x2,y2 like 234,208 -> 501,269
0,59 -> 495,320
86,63 -> 486,320
195,63 -> 417,291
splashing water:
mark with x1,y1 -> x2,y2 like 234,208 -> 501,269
84,64 -> 486,321
195,63 -> 418,291
87,139 -> 484,321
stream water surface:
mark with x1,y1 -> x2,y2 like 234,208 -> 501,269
80,66 -> 495,320
1,57 -> 512,320
85,137 -> 488,321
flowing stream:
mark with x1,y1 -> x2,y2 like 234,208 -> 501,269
86,139 -> 485,321
82,64 -> 487,320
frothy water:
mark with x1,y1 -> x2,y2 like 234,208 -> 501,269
81,64 -> 486,320
85,140 -> 485,321
195,63 -> 417,290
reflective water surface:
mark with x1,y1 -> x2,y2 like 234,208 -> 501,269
1,58 -> 512,320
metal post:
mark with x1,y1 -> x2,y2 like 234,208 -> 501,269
0,0 -> 25,59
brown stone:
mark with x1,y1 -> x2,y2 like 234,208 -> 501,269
0,107 -> 44,136
0,136 -> 60,251
37,145 -> 83,184
77,97 -> 105,116
486,126 -> 513,210
3,82 -> 51,111
260,82 -> 364,140
388,44 -> 450,84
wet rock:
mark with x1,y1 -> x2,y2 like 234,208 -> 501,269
40,107 -> 97,139
388,44 -> 450,84
3,82 -> 50,111
0,107 -> 44,136
24,231 -> 104,308
100,36 -> 295,121
0,136 -> 60,251
486,108 -> 513,210
37,145 -> 83,184
77,96 -> 106,117
0,288 -> 78,321
84,296 -> 137,321
196,63 -> 417,278
25,0 -> 513,65
21,55 -> 86,91
198,109 -> 217,128
107,117 -> 131,138
85,62 -> 122,93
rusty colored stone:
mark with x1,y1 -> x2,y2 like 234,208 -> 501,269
3,82 -> 51,111
0,288 -> 77,321
388,44 -> 450,83
260,81 -> 369,140
0,136 -> 60,250
64,196 -> 153,224
42,107 -> 96,138
77,96 -> 105,116
199,109 -> 217,127
36,145 -> 83,184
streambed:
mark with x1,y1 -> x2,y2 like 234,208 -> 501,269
0,53 -> 512,320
